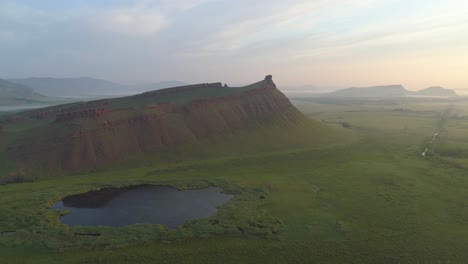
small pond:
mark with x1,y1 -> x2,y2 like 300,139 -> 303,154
50,185 -> 232,228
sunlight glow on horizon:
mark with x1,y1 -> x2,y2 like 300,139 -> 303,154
1,0 -> 467,90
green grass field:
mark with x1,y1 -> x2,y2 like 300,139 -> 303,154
2,97 -> 468,263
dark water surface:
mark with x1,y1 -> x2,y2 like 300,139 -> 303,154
51,185 -> 232,228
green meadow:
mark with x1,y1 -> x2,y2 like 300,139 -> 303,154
2,97 -> 468,263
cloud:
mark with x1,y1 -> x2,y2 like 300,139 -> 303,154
97,6 -> 167,36
1,0 -> 468,89
0,2 -> 47,43
178,0 -> 387,57
284,2 -> 468,60
0,0 -> 212,39
158,0 -> 214,11
94,0 -> 214,36
179,0 -> 468,66
87,0 -> 213,36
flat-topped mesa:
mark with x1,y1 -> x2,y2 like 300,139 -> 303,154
6,75 -> 307,173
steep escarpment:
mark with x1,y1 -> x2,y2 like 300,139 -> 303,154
2,75 -> 322,174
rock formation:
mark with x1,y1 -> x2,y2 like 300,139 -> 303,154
4,75 -> 306,173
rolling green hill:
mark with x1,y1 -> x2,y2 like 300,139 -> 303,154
414,86 -> 458,97
0,79 -> 47,105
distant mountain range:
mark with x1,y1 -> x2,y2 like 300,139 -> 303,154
325,85 -> 458,98
8,77 -> 187,98
3,77 -> 460,106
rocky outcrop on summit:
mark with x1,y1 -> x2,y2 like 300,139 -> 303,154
6,76 -> 305,172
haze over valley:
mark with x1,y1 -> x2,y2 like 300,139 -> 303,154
1,1 -> 468,263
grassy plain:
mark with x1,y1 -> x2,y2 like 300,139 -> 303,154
2,96 -> 468,263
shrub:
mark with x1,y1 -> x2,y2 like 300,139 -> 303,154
0,171 -> 27,185
340,122 -> 352,129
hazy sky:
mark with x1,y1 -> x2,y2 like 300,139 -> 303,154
1,0 -> 468,90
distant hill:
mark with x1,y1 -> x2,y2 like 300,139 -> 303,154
8,78 -> 187,98
326,85 -> 407,98
8,77 -> 125,97
0,75 -> 346,176
281,85 -> 339,97
413,86 -> 458,97
325,85 -> 458,98
0,79 -> 47,105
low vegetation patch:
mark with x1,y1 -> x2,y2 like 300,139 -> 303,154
0,170 -> 28,185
